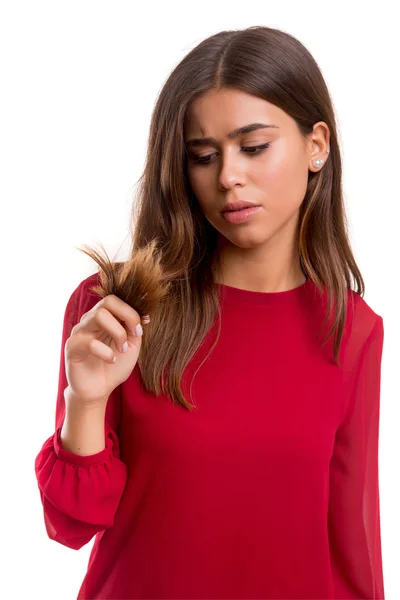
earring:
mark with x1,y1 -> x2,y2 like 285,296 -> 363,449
312,149 -> 330,168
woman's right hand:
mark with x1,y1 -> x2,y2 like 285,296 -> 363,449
64,294 -> 148,407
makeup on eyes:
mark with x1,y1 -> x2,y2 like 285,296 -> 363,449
189,142 -> 271,165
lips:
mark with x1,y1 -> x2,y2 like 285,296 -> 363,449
222,205 -> 262,223
228,207 -> 254,212
221,201 -> 261,213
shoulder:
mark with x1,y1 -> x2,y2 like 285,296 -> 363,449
346,287 -> 383,340
343,287 -> 384,366
307,279 -> 382,346
66,271 -> 103,322
308,280 -> 383,368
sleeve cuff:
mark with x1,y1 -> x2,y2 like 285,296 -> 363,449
53,424 -> 114,467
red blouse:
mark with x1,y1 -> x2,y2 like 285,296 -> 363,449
35,273 -> 385,599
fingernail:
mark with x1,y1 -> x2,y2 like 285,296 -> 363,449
136,323 -> 143,337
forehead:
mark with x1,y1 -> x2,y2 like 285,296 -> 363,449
184,88 -> 288,137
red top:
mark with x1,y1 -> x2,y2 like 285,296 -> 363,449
35,273 -> 385,599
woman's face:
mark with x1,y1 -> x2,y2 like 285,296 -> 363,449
184,88 -> 329,250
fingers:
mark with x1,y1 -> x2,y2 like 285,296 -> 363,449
65,331 -> 117,365
95,307 -> 132,353
88,337 -> 117,364
99,295 -> 148,334
72,295 -> 145,354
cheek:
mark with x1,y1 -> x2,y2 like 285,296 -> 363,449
258,149 -> 308,209
187,170 -> 214,210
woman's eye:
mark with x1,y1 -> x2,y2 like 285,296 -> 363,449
190,143 -> 271,165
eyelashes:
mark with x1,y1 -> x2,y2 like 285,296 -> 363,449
190,143 -> 271,165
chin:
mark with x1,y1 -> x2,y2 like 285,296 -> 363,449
205,214 -> 278,248
219,228 -> 273,249
228,236 -> 271,249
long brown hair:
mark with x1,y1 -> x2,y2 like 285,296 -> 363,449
78,25 -> 364,411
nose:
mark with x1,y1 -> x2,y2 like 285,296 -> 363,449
217,150 -> 247,191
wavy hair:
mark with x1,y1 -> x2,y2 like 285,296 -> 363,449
78,25 -> 363,410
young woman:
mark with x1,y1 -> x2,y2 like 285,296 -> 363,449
34,25 -> 385,599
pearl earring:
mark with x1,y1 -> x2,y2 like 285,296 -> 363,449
312,149 -> 330,168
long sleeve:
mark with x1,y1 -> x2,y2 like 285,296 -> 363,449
34,278 -> 128,550
328,316 -> 385,599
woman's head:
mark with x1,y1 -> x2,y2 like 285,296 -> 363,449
80,26 -> 363,410
184,87 -> 330,268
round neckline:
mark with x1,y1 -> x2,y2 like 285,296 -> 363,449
216,276 -> 313,306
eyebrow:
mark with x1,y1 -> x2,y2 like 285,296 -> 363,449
185,123 -> 279,147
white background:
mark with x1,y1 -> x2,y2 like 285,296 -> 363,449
1,1 -> 399,598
